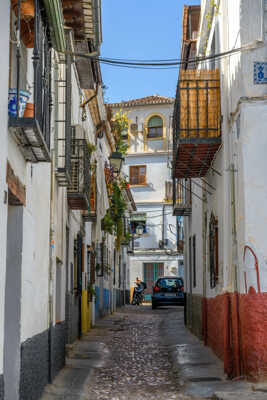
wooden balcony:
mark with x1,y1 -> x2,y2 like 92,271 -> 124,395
67,139 -> 91,210
173,178 -> 192,216
173,70 -> 221,178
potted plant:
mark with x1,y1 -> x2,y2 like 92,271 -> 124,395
20,18 -> 35,48
11,0 -> 35,21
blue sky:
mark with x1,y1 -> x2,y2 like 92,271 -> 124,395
100,0 -> 200,103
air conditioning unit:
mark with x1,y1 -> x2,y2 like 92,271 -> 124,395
130,123 -> 138,134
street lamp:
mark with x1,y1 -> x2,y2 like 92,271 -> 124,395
109,151 -> 124,175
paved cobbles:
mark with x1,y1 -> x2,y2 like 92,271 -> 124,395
87,305 -> 196,400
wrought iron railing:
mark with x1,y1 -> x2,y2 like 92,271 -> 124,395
8,0 -> 51,162
67,138 -> 91,210
173,178 -> 192,216
164,181 -> 173,202
55,32 -> 72,185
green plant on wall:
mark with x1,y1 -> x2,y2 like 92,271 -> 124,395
112,111 -> 129,155
102,181 -> 127,250
87,141 -> 97,156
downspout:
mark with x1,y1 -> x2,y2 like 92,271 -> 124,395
48,50 -> 57,383
162,204 -> 165,245
48,150 -> 55,383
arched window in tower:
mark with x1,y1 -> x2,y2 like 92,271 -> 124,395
147,116 -> 163,138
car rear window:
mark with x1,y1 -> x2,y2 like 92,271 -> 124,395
157,278 -> 183,289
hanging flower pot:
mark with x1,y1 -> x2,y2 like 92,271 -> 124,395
11,0 -> 35,21
23,102 -> 34,118
20,19 -> 34,48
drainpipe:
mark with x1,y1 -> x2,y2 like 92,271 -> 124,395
162,204 -> 165,246
48,151 -> 55,383
48,52 -> 57,383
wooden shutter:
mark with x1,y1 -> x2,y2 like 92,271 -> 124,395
130,166 -> 138,184
139,166 -> 146,184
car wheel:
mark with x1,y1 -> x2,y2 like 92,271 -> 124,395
152,302 -> 157,310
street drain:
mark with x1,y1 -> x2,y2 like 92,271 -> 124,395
188,377 -> 222,382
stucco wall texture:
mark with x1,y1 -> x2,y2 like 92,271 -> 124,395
202,291 -> 267,381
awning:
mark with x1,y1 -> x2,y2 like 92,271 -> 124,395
44,0 -> 66,52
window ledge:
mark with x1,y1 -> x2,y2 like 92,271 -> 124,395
147,137 -> 164,141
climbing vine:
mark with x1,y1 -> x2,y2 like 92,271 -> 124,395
102,180 -> 129,250
111,110 -> 129,155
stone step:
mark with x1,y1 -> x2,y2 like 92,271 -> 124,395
213,391 -> 267,400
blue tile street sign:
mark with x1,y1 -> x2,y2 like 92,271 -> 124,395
254,62 -> 267,84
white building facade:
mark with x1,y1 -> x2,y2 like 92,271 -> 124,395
173,0 -> 267,381
111,96 -> 184,301
0,1 -> 134,399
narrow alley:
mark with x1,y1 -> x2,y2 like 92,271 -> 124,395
41,306 -> 265,400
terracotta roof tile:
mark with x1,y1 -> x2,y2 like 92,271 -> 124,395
109,95 -> 174,108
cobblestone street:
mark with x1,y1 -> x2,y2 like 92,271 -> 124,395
42,305 -> 265,400
88,305 -> 186,400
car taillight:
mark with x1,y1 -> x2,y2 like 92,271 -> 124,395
153,286 -> 160,292
181,286 -> 184,292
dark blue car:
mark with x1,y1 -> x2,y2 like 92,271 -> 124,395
151,276 -> 184,309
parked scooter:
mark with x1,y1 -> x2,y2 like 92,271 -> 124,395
132,281 -> 147,305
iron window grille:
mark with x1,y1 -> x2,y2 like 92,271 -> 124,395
209,213 -> 218,288
55,31 -> 72,185
9,0 -> 51,162
173,178 -> 192,216
67,135 -> 91,210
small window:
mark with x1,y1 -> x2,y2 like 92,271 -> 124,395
129,165 -> 146,185
147,116 -> 163,138
130,213 -> 147,234
157,278 -> 183,289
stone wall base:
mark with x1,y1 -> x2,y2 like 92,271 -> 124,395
186,293 -> 203,340
65,292 -> 80,344
20,329 -> 49,400
51,322 -> 66,380
0,374 -> 4,400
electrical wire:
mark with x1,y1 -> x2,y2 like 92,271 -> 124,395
68,42 -> 264,70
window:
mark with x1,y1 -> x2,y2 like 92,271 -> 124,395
209,213 -> 218,288
130,213 -> 147,234
147,116 -> 163,138
157,277 -> 183,289
129,165 -> 146,185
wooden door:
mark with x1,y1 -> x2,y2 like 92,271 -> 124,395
143,263 -> 164,301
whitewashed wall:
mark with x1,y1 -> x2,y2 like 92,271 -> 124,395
0,0 -> 11,375
184,0 -> 267,301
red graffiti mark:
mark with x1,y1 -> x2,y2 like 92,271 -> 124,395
243,245 -> 261,294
